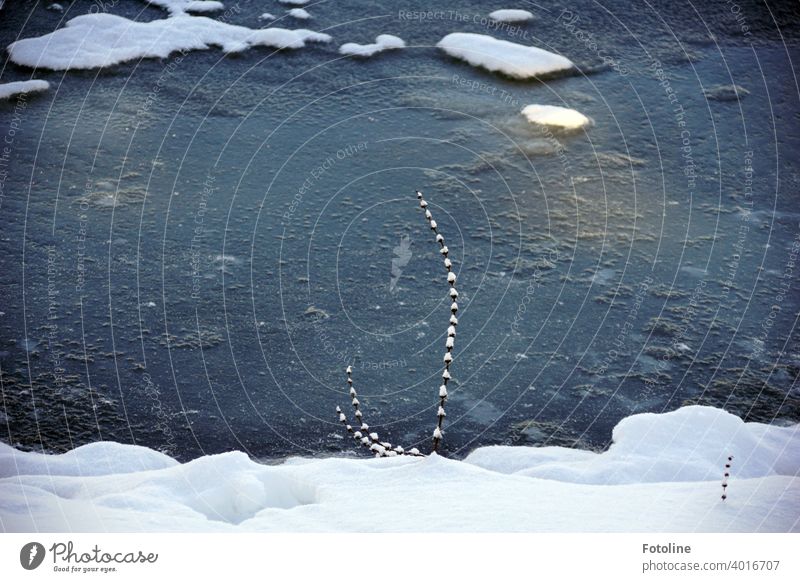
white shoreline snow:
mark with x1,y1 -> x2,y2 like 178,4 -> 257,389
437,32 -> 573,79
0,406 -> 797,532
339,34 -> 405,57
0,79 -> 50,99
521,104 -> 591,129
489,9 -> 534,22
7,13 -> 331,71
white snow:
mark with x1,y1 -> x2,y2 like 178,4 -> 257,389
278,0 -> 309,4
0,79 -> 49,99
521,104 -> 591,129
0,406 -> 797,532
339,34 -> 405,57
437,32 -> 574,79
489,9 -> 534,22
7,13 -> 331,70
144,0 -> 224,16
288,8 -> 310,19
258,12 -> 275,21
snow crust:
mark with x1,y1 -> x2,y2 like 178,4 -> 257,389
288,8 -> 310,19
0,79 -> 49,99
339,34 -> 405,57
7,13 -> 331,70
1,406 -> 797,532
437,32 -> 573,79
144,0 -> 225,16
521,104 -> 591,129
489,9 -> 534,22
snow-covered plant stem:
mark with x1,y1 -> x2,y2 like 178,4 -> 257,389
335,190 -> 459,457
721,455 -> 733,501
416,190 -> 458,454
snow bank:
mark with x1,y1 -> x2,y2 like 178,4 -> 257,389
0,79 -> 49,99
339,34 -> 405,57
437,32 -> 573,79
489,9 -> 534,22
7,13 -> 331,70
521,104 -> 591,129
2,406 -> 798,532
288,8 -> 311,19
145,0 -> 224,16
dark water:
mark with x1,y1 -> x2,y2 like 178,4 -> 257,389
0,0 -> 798,461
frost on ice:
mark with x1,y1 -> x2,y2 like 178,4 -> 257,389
0,80 -> 49,99
521,104 -> 591,130
7,13 -> 332,70
489,9 -> 534,22
437,32 -> 574,79
339,34 -> 405,57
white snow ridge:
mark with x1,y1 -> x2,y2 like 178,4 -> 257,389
0,406 -> 797,532
489,9 -> 534,23
0,79 -> 49,99
6,13 -> 331,70
339,34 -> 405,57
437,32 -> 573,79
521,104 -> 591,129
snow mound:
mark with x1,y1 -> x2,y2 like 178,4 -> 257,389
0,79 -> 49,99
259,12 -> 275,21
521,104 -> 591,129
288,8 -> 310,19
466,405 -> 800,483
1,406 -> 797,532
7,13 -> 332,70
339,34 -> 405,57
437,32 -> 573,79
278,0 -> 309,4
703,84 -> 750,101
145,0 -> 224,16
489,9 -> 534,22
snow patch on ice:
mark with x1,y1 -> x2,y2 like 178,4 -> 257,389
0,79 -> 49,99
339,34 -> 405,57
278,0 -> 309,4
465,406 -> 799,484
521,104 -> 591,129
489,9 -> 534,22
437,32 -> 573,79
7,13 -> 332,70
144,0 -> 224,16
288,8 -> 311,19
